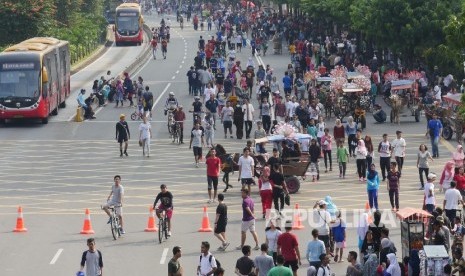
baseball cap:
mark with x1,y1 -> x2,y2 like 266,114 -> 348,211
427,173 -> 437,179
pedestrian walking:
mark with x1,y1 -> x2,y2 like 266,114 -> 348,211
220,101 -> 234,139
214,193 -> 230,251
205,94 -> 219,129
355,140 -> 368,181
387,162 -> 401,212
197,241 -> 217,276
378,134 -> 392,181
116,114 -> 130,157
306,229 -> 326,268
174,106 -> 186,144
142,86 -> 154,119
238,148 -> 255,191
366,164 -> 380,210
79,238 -> 103,276
417,144 -> 433,190
452,145 -> 465,172
345,116 -> 357,157
267,255 -> 293,276
391,130 -> 406,173
425,172 -> 440,216
235,245 -> 255,276
332,211 -> 346,263
270,163 -> 288,215
440,161 -> 455,193
443,181 -> 464,225
189,123 -> 205,167
364,135 -> 374,169
258,166 -> 273,219
242,98 -> 255,139
333,119 -> 345,144
168,246 -> 183,276
336,140 -> 349,178
426,113 -> 443,158
206,148 -> 221,203
312,200 -> 333,255
308,139 -> 321,181
203,111 -> 215,147
236,188 -> 260,250
265,219 -> 282,265
277,220 -> 302,276
138,115 -> 152,157
321,128 -> 333,173
254,243 -> 275,276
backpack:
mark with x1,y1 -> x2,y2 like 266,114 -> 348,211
200,254 -> 221,268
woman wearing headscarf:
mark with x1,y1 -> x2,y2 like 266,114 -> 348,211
452,145 -> 465,173
115,79 -> 124,107
345,116 -> 358,157
439,161 -> 455,193
362,253 -> 379,276
324,195 -> 338,220
333,119 -> 345,144
355,139 -> 368,181
366,164 -> 380,210
384,253 -> 401,276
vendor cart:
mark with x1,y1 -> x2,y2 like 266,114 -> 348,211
384,79 -> 421,123
441,93 -> 465,143
396,207 -> 432,258
420,245 -> 450,276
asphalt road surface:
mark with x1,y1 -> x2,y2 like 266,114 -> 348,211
0,12 -> 458,276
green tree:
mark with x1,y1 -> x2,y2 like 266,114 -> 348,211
0,0 -> 56,45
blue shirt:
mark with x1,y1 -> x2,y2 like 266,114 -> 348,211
366,171 -> 380,191
205,99 -> 218,113
282,76 -> 292,89
332,219 -> 346,243
345,123 -> 358,135
428,119 -> 443,137
306,240 -> 325,262
77,93 -> 87,107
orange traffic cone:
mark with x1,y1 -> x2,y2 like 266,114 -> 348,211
292,203 -> 305,230
198,206 -> 213,232
13,206 -> 27,232
145,206 -> 158,232
80,209 -> 95,235
365,202 -> 373,224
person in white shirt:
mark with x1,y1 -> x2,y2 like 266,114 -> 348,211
242,99 -> 255,139
443,181 -> 464,226
378,134 -> 391,181
391,130 -> 406,173
238,148 -> 255,191
424,173 -> 437,214
221,101 -> 234,139
197,241 -> 217,276
203,83 -> 216,104
138,116 -> 152,157
312,200 -> 333,255
316,253 -> 331,276
285,96 -> 296,119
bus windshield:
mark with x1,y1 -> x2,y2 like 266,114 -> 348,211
116,16 -> 139,33
0,67 -> 40,99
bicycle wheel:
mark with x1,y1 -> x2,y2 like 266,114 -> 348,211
158,218 -> 163,243
131,113 -> 137,120
164,216 -> 169,239
111,216 -> 118,240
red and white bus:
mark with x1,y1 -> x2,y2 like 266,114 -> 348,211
115,3 -> 144,46
0,37 -> 70,124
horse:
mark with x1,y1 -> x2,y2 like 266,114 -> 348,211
210,144 -> 266,178
390,94 -> 404,125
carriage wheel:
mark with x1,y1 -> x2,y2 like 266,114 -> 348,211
443,126 -> 453,140
285,176 -> 300,194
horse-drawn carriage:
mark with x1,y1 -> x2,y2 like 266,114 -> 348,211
383,80 -> 421,124
440,93 -> 465,143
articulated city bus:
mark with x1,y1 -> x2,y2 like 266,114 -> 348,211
0,37 -> 70,124
115,3 -> 144,46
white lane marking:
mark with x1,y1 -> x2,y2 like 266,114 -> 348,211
181,60 -> 184,64
175,70 -> 179,74
49,248 -> 64,265
172,76 -> 175,79
152,83 -> 171,111
183,56 -> 186,59
159,248 -> 169,264
179,65 -> 182,69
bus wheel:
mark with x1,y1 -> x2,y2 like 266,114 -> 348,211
59,101 -> 66,108
41,117 -> 49,124
115,42 -> 120,47
0,119 -> 5,125
51,107 -> 58,116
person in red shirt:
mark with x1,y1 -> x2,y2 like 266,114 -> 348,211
277,221 -> 302,276
454,167 -> 465,197
205,45 -> 213,69
150,36 -> 158,60
173,106 -> 186,144
206,148 -> 222,203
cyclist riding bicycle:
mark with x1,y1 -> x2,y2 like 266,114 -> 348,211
102,175 -> 125,234
164,92 -> 179,115
153,184 -> 173,236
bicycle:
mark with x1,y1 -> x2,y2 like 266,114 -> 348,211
102,204 -> 122,240
171,121 -> 181,144
158,209 -> 170,243
131,106 -> 144,120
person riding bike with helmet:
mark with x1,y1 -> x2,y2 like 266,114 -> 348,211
164,92 -> 179,115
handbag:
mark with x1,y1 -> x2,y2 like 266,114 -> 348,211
285,194 -> 290,206
139,140 -> 143,147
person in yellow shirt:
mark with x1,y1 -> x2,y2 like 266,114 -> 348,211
289,44 -> 296,59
